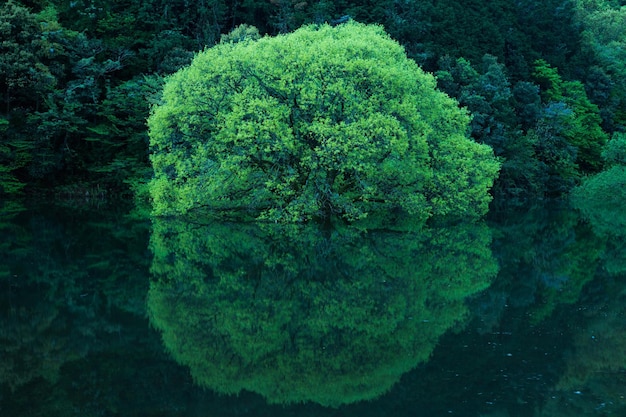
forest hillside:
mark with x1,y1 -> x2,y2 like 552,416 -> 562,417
1,0 -> 624,205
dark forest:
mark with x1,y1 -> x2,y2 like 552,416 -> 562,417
1,0 -> 625,206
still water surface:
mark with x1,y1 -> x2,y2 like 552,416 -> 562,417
1,200 -> 624,416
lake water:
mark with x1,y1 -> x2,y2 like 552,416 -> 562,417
1,200 -> 624,416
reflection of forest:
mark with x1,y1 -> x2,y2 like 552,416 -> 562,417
573,172 -> 626,277
548,278 -> 626,416
528,270 -> 626,417
467,199 -> 626,417
382,202 -> 608,416
2,201 -> 625,416
481,202 -> 605,327
535,188 -> 626,416
0,202 -> 157,415
147,218 -> 498,407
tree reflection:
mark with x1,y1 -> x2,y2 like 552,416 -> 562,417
481,202 -> 604,328
0,203 -> 150,394
533,272 -> 626,417
572,171 -> 626,277
551,287 -> 626,415
538,178 -> 626,416
147,218 -> 498,407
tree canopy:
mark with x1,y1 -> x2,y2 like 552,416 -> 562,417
148,22 -> 500,222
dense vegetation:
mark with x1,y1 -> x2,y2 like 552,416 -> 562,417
1,0 -> 625,207
149,22 -> 499,222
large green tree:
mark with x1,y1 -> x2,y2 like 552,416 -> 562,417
148,22 -> 500,223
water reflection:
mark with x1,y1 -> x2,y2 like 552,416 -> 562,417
0,202 -> 155,415
572,175 -> 626,277
543,282 -> 626,416
148,218 -> 498,407
1,200 -> 624,416
485,202 -> 604,327
535,186 -> 626,416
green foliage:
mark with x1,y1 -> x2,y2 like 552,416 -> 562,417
0,0 -> 55,112
220,24 -> 261,43
0,1 -> 53,193
149,22 -> 500,222
571,130 -> 626,279
436,55 -> 578,201
0,1 -> 142,194
0,0 -> 619,205
571,131 -> 626,239
571,165 -> 626,235
533,59 -> 609,172
147,216 -> 497,406
383,0 -> 581,77
84,76 -> 157,191
0,119 -> 30,194
533,59 -> 566,102
575,1 -> 626,131
602,131 -> 626,165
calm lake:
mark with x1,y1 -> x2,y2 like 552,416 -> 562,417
1,199 -> 624,416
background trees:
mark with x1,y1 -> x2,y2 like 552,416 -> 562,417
1,0 -> 623,207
